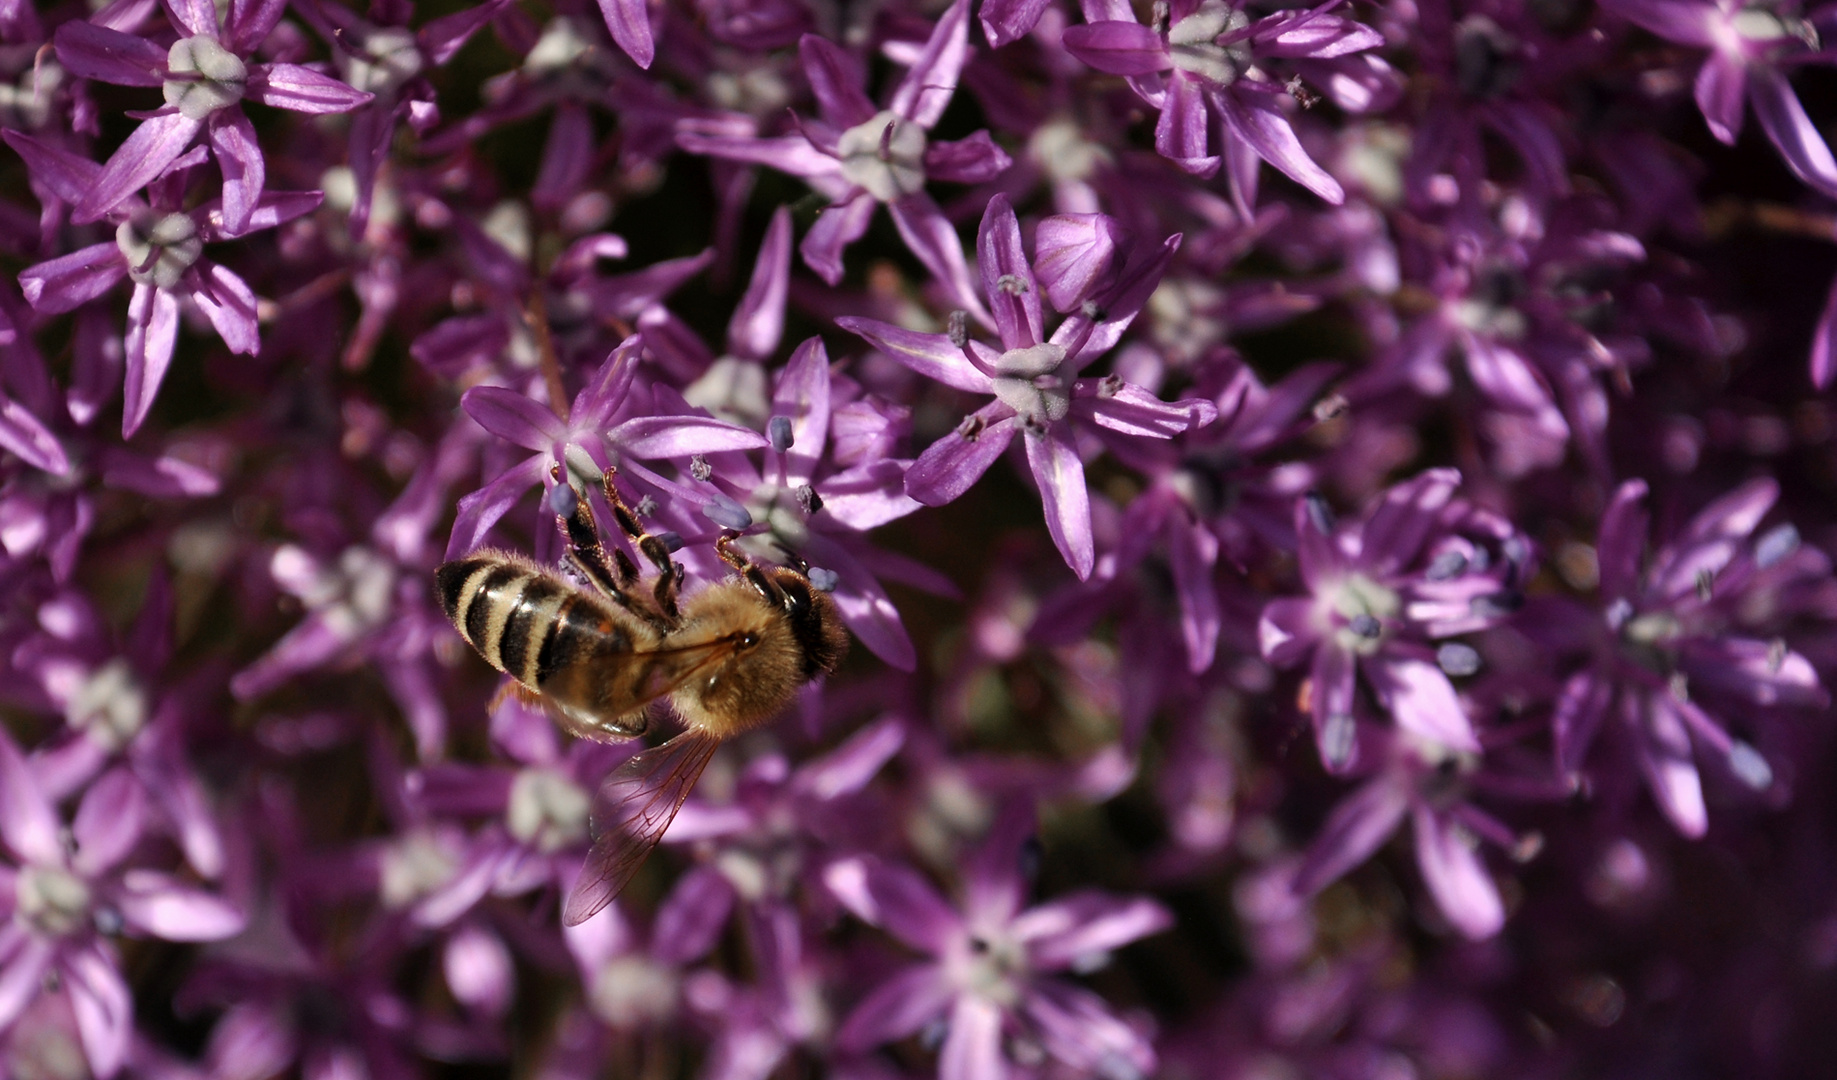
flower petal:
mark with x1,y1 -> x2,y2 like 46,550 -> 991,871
189,261 -> 260,355
835,963 -> 954,1050
800,191 -> 875,286
462,386 -> 568,450
207,110 -> 265,237
1026,425 -> 1093,580
74,113 -> 203,225
1291,773 -> 1410,895
611,414 -> 769,457
246,63 -> 374,113
1367,655 -> 1480,753
19,243 -> 127,315
0,731 -> 61,865
889,0 -> 969,130
115,869 -> 245,940
727,206 -> 792,362
1750,67 -> 1837,199
939,994 -> 1006,1080
978,194 -> 1043,350
1217,88 -> 1343,203
596,0 -> 654,68
823,856 -> 959,953
834,317 -> 994,394
67,945 -> 133,1079
906,410 -> 1017,505
1014,893 -> 1172,968
71,769 -> 144,877
1062,20 -> 1173,76
1412,806 -> 1505,939
53,20 -> 167,86
122,283 -> 181,437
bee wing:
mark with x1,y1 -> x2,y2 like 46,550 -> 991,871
561,727 -> 722,926
540,632 -> 754,743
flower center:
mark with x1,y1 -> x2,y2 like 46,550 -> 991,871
343,28 -> 423,96
163,36 -> 247,120
1453,15 -> 1520,98
379,829 -> 463,908
506,768 -> 590,853
1322,573 -> 1400,655
64,658 -> 148,750
1167,2 -> 1252,86
1029,117 -> 1109,186
16,865 -> 92,938
117,211 -> 203,290
952,930 -> 1026,1007
590,955 -> 680,1027
836,110 -> 928,202
991,344 -> 1070,428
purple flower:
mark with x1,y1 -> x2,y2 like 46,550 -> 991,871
838,195 -> 1214,579
825,801 -> 1170,1080
53,0 -> 371,234
444,335 -> 768,560
1539,477 -> 1831,836
1062,0 -> 1386,210
0,737 -> 243,1077
10,132 -> 320,435
676,0 -> 1010,314
1603,0 -> 1837,197
1258,471 -> 1531,772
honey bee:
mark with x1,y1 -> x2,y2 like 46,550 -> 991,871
436,465 -> 848,925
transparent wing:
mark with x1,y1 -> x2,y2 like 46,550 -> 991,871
541,631 -> 753,743
562,727 -> 722,926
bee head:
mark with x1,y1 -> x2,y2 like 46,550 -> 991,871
768,567 -> 850,678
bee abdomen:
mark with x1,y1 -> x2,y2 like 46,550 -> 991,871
438,557 -> 569,686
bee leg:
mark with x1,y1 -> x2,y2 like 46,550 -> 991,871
716,531 -> 787,607
600,466 -> 686,623
548,466 -> 670,633
489,679 -> 546,714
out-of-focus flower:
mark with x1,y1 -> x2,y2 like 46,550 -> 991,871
825,800 -> 1170,1080
1258,470 -> 1531,772
1602,0 -> 1837,197
1538,477 -> 1832,837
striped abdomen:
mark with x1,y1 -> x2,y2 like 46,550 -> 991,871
436,553 -> 630,688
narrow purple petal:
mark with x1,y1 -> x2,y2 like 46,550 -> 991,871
1361,468 -> 1461,575
1596,479 -> 1649,599
727,206 -> 791,361
1600,0 -> 1718,45
0,935 -> 54,1031
53,20 -> 167,86
1077,383 -> 1213,437
1693,53 -> 1746,145
445,456 -> 546,559
834,317 -> 994,394
0,732 -> 61,865
443,922 -> 514,1017
1310,643 -> 1358,771
461,386 -> 568,451
207,109 -> 264,236
1169,516 -> 1220,673
71,769 -> 145,876
923,132 -> 1012,184
1156,75 -> 1218,176
800,191 -> 875,285
1254,12 -> 1384,57
227,0 -> 290,53
835,963 -> 954,1049
19,243 -> 127,314
420,0 -> 513,65
203,189 -> 323,239
978,194 -> 1044,351
596,0 -> 654,68
798,34 -> 876,129
651,864 -> 736,965
1751,67 -> 1837,198
1412,806 -> 1505,939
1367,656 -> 1480,753
804,532 -> 918,670
1291,774 -> 1410,895
1015,893 -> 1173,968
1813,272 -> 1837,390
676,130 -> 843,179
890,0 -> 969,130
824,856 -> 960,953
774,335 -> 831,484
1634,693 -> 1707,838
611,414 -> 769,457
795,714 -> 905,799
1062,21 -> 1174,76
245,63 -> 374,113
939,995 -> 1006,1080
1027,425 -> 1094,580
906,410 -> 1017,505
122,283 -> 180,437
188,262 -> 260,355
1258,597 -> 1319,667
67,945 -> 133,1079
165,0 -> 219,37
889,194 -> 989,324
1218,89 -> 1344,203
74,113 -> 203,224
0,396 -> 69,475
1033,213 -> 1121,313
534,103 -> 594,213
981,0 -> 1052,46
1552,672 -> 1613,779
4,131 -> 104,205
115,869 -> 245,940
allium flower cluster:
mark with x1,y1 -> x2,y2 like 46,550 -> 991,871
0,0 -> 1834,1077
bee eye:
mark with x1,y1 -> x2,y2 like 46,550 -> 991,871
740,632 -> 759,648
